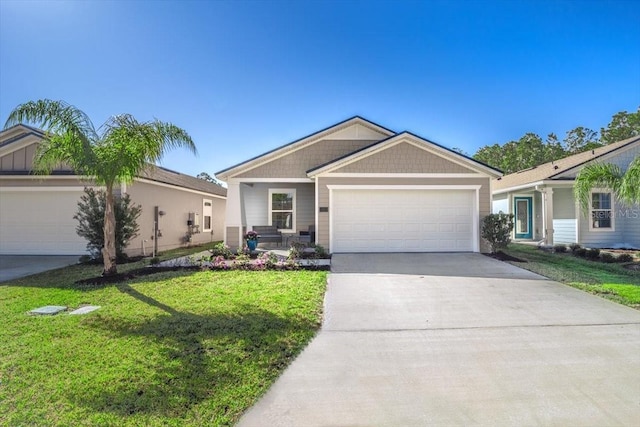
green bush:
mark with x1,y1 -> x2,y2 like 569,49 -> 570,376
481,213 -> 515,254
574,248 -> 588,258
554,244 -> 567,253
74,187 -> 141,259
600,252 -> 616,263
149,256 -> 160,265
617,253 -> 634,263
210,242 -> 233,259
585,248 -> 601,260
569,243 -> 582,253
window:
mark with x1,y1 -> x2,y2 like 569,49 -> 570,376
590,191 -> 614,231
269,189 -> 296,231
203,199 -> 213,231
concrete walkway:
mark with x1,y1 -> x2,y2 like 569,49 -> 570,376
239,253 -> 640,426
0,255 -> 79,283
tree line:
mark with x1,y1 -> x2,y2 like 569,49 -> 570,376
472,107 -> 640,174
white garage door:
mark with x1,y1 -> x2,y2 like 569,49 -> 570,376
332,189 -> 476,253
0,190 -> 88,255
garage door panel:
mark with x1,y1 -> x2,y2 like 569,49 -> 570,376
332,189 -> 475,253
0,191 -> 88,255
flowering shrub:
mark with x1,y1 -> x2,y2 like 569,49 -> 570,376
244,230 -> 259,241
210,242 -> 233,259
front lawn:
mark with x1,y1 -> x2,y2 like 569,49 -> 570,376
501,244 -> 640,309
0,254 -> 326,426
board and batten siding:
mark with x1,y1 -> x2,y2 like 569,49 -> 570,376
241,182 -> 315,232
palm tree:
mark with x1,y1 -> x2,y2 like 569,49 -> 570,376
574,156 -> 640,215
5,99 -> 197,276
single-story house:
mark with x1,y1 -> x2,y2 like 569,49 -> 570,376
0,124 -> 226,256
216,116 -> 502,253
492,135 -> 640,248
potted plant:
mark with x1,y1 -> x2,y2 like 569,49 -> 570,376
245,230 -> 259,251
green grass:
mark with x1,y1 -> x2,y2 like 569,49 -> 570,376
0,249 -> 327,426
502,244 -> 640,309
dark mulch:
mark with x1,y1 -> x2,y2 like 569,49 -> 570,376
484,251 -> 526,262
75,264 -> 330,286
75,266 -> 200,286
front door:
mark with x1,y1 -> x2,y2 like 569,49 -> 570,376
514,196 -> 533,239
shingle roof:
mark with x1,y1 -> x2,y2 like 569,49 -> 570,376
493,135 -> 640,191
139,165 -> 226,197
0,125 -> 226,197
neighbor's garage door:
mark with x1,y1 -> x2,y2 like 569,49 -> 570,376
0,190 -> 88,255
332,189 -> 475,252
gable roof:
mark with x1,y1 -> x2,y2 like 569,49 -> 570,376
0,125 -> 226,197
0,124 -> 45,149
215,116 -> 396,179
307,131 -> 503,177
493,135 -> 640,192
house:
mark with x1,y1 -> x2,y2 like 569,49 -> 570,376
492,135 -> 640,248
216,116 -> 502,253
0,124 -> 226,256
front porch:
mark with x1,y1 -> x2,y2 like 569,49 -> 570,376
224,180 -> 316,250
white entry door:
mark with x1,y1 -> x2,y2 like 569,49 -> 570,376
331,189 -> 476,253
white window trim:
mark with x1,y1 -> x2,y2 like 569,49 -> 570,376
203,199 -> 213,232
588,189 -> 615,232
268,188 -> 296,232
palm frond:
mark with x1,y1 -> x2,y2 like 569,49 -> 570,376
619,156 -> 640,206
5,100 -> 99,175
574,162 -> 622,214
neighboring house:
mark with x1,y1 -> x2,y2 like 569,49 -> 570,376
216,116 -> 502,253
0,124 -> 226,256
492,135 -> 640,248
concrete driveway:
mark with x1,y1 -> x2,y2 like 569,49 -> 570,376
239,253 -> 640,426
0,255 -> 79,282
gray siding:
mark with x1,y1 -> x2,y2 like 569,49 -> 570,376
552,188 -> 575,219
553,219 -> 577,244
578,199 -> 640,248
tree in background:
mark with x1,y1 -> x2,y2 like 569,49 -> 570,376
563,126 -> 601,153
74,188 -> 142,260
197,171 -> 224,186
600,108 -> 640,145
473,107 -> 639,174
5,99 -> 197,275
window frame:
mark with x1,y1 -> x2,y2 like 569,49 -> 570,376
268,188 -> 296,232
203,199 -> 213,232
588,189 -> 615,232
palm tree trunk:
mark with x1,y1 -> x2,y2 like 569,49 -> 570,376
102,184 -> 118,276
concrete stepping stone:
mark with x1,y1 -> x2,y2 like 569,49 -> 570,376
69,305 -> 101,315
30,305 -> 67,315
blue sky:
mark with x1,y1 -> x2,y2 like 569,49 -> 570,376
1,0 -> 639,179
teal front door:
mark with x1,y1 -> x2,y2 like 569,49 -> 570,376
514,196 -> 533,239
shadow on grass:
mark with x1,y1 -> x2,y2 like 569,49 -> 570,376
71,283 -> 316,423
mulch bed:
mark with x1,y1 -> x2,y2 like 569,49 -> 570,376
76,266 -> 200,286
484,251 -> 526,262
75,264 -> 330,286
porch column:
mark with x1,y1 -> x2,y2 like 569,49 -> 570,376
542,187 -> 554,245
224,180 -> 243,249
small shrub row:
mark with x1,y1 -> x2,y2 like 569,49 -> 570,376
567,244 -> 634,263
